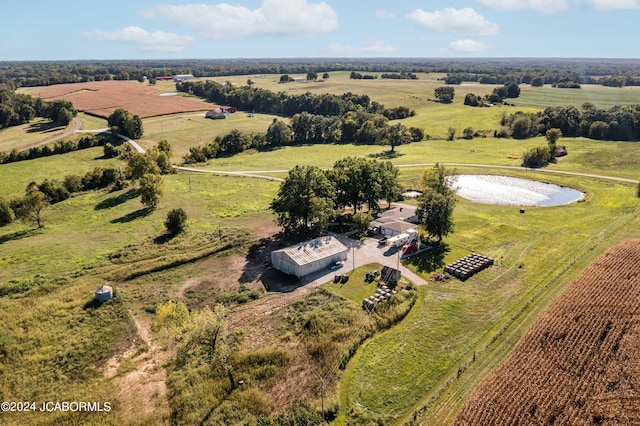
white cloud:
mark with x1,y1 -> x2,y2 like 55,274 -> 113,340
328,41 -> 397,55
406,7 -> 499,37
478,0 -> 569,13
81,26 -> 195,52
375,10 -> 396,20
449,39 -> 490,53
139,0 -> 338,39
583,0 -> 640,9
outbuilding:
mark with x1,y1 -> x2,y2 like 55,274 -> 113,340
271,236 -> 348,279
94,285 -> 113,303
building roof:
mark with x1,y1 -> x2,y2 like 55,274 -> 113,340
371,219 -> 417,234
274,236 -> 347,267
402,190 -> 422,199
378,206 -> 417,221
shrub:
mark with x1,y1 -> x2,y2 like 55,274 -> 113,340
165,208 -> 187,235
0,197 -> 15,226
522,145 -> 552,168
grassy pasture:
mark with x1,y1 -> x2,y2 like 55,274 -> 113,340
515,84 -> 640,109
191,136 -> 640,183
0,147 -> 123,198
0,117 -> 70,152
0,171 -> 278,284
204,71 -> 503,112
140,111 -> 274,160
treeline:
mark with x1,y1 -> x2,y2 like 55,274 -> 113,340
0,88 -> 77,130
381,72 -> 418,80
444,71 -> 640,88
3,58 -> 639,88
499,104 -> 640,141
185,113 -> 424,164
177,80 -> 380,117
0,135 -> 105,165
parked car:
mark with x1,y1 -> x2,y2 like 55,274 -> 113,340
329,260 -> 344,270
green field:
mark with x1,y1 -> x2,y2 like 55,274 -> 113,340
0,117 -> 70,152
515,84 -> 640,109
2,71 -> 640,425
0,147 -> 123,198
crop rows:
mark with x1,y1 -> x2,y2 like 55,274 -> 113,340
27,81 -> 216,118
455,239 -> 640,425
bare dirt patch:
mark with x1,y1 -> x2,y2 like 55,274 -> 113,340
26,81 -> 216,119
105,314 -> 170,423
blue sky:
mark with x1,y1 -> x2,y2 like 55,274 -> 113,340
2,0 -> 639,60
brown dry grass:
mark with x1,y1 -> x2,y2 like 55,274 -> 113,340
26,80 -> 217,119
455,239 -> 640,425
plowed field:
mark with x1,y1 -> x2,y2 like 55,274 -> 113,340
27,81 -> 216,119
455,239 -> 640,425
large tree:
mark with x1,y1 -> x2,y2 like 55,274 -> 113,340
417,191 -> 455,242
386,123 -> 412,153
108,108 -> 143,139
270,165 -> 335,236
18,185 -> 50,228
139,173 -> 164,208
417,164 -> 456,242
178,304 -> 239,392
435,86 -> 455,103
266,119 -> 293,146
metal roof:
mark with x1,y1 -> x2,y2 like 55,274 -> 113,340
274,236 -> 348,266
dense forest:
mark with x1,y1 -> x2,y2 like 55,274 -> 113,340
1,58 -> 640,88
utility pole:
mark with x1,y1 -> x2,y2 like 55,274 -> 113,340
352,246 -> 355,272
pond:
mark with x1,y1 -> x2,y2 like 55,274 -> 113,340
450,175 -> 585,206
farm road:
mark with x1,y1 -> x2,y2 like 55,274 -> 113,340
18,117 -> 81,152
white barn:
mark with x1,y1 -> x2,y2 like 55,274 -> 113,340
271,237 -> 348,278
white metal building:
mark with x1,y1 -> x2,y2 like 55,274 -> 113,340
271,236 -> 348,278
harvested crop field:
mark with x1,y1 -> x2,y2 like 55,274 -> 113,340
455,239 -> 640,425
26,81 -> 216,118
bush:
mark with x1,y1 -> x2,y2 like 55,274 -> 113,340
522,145 -> 552,168
0,197 -> 15,226
165,208 -> 187,235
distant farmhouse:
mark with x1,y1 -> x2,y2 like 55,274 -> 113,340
271,237 -> 348,278
205,110 -> 226,119
205,106 -> 237,120
173,74 -> 196,82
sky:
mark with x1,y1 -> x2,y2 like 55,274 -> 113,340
1,0 -> 640,60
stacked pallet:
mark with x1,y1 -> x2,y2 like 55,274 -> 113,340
362,285 -> 397,310
444,253 -> 494,281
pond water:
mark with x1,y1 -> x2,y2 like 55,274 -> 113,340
450,175 -> 584,206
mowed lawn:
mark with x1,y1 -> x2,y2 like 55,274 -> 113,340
0,117 -> 71,152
